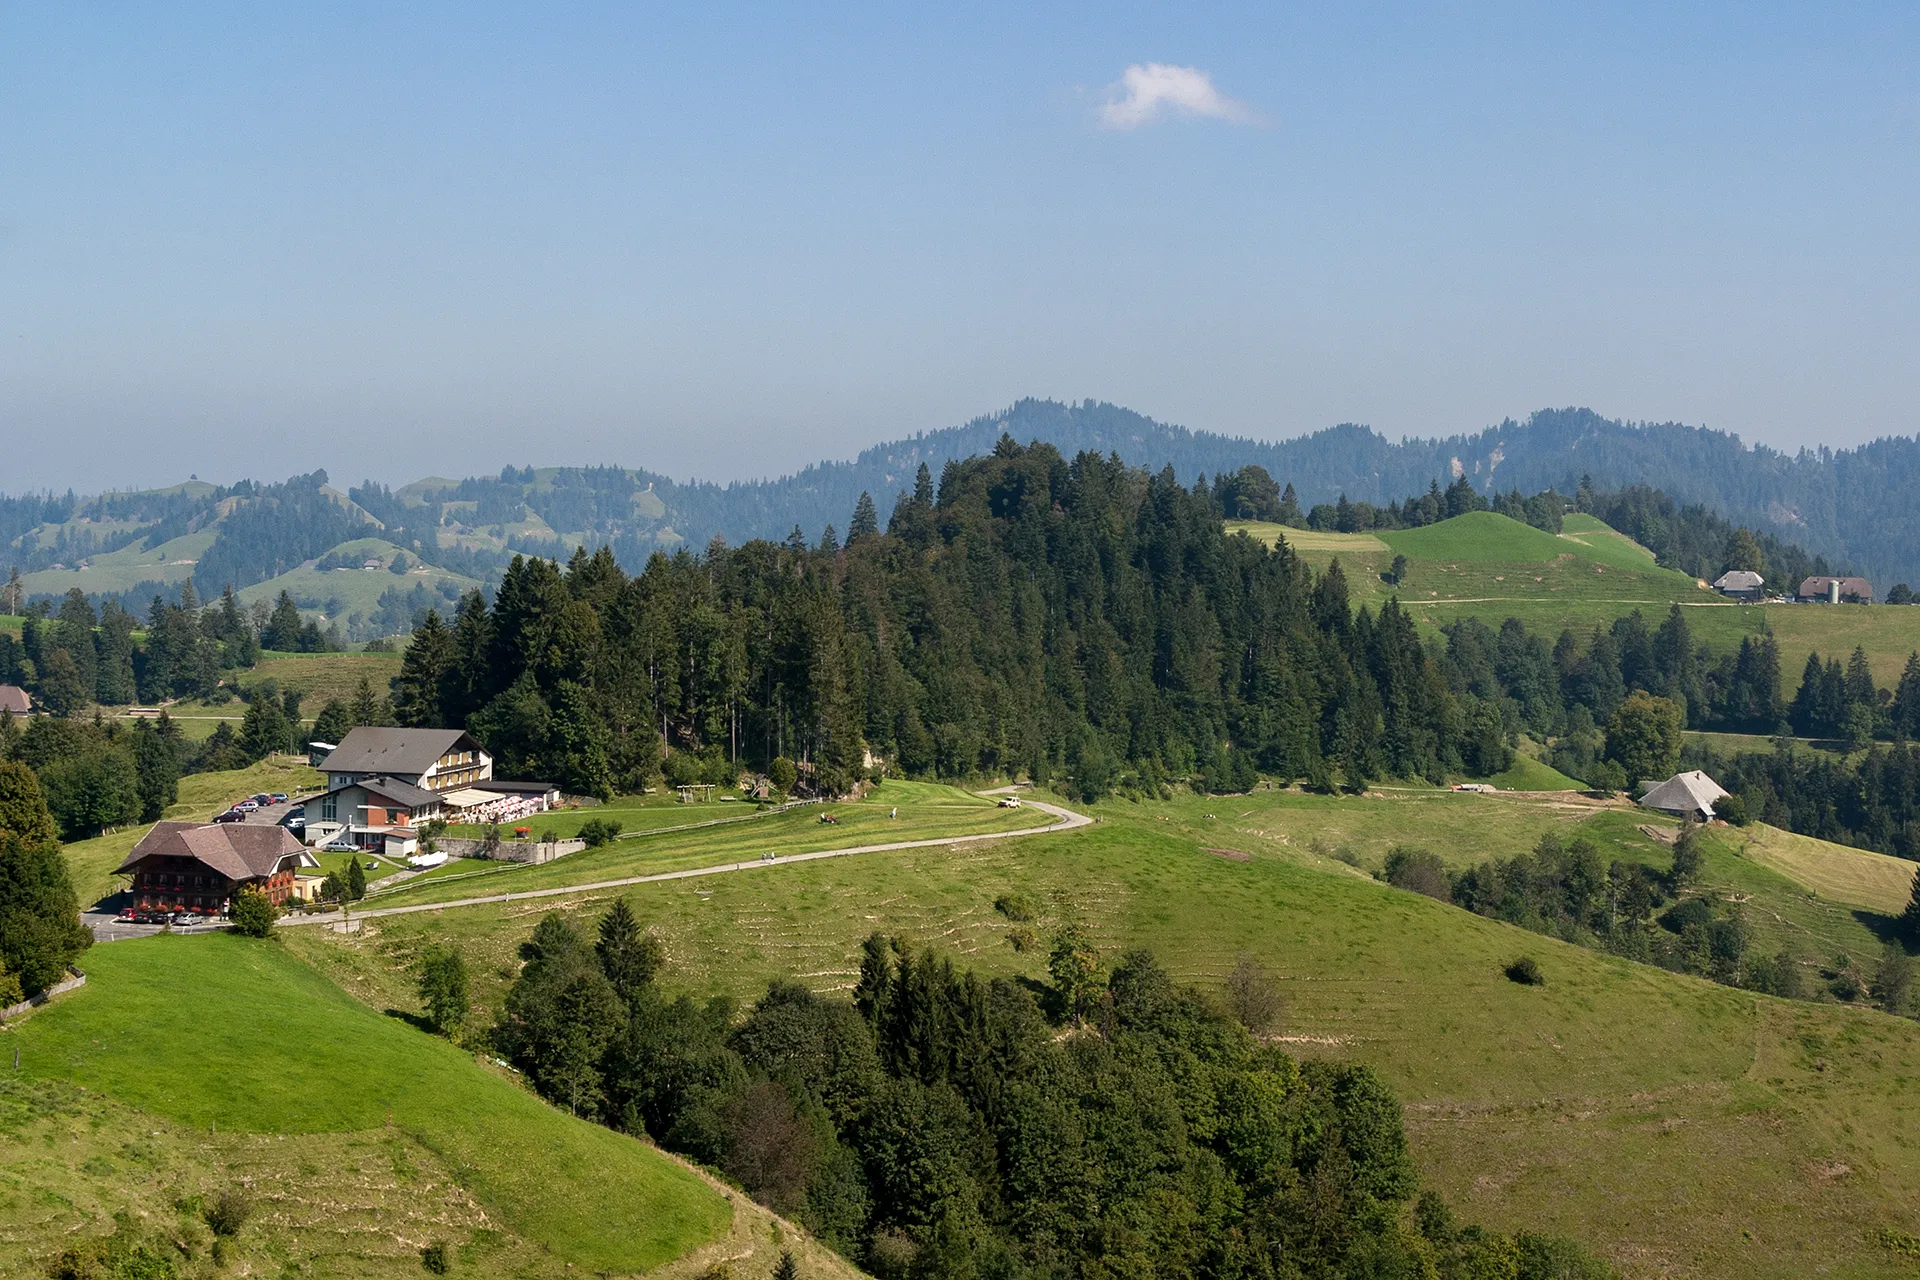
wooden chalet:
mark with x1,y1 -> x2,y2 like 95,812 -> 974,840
115,821 -> 317,914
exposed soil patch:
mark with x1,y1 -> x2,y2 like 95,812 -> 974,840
1205,847 -> 1253,862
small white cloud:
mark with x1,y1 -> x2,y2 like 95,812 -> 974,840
1098,63 -> 1258,130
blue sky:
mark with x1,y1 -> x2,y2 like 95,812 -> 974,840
3,3 -> 1916,491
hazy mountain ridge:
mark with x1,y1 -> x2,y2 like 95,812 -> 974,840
8,402 -> 1920,618
643,400 -> 1919,587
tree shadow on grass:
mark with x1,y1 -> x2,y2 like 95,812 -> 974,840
1851,909 -> 1908,949
383,1008 -> 436,1035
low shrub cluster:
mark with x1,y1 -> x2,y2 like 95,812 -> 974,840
1383,827 -> 1805,998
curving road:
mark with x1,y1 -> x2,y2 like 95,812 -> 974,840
281,791 -> 1091,929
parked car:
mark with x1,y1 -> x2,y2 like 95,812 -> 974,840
172,912 -> 198,928
998,796 -> 1022,808
234,799 -> 260,812
249,793 -> 274,806
269,792 -> 289,804
212,809 -> 246,824
319,835 -> 359,853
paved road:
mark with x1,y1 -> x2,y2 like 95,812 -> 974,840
282,791 -> 1091,928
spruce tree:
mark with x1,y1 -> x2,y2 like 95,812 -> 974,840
1902,868 -> 1920,949
346,856 -> 367,901
848,492 -> 879,540
1895,652 -> 1920,740
392,609 -> 455,728
595,898 -> 664,1007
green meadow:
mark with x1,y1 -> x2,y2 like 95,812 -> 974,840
287,784 -> 1920,1279
5,933 -> 730,1278
1226,510 -> 1920,696
234,537 -> 480,626
369,779 -> 1040,907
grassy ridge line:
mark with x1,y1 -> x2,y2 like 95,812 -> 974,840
10,934 -> 729,1272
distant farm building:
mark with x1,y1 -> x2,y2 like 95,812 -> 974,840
1711,570 -> 1765,601
116,822 -> 317,914
1798,575 -> 1873,604
1638,771 -> 1731,823
0,685 -> 31,716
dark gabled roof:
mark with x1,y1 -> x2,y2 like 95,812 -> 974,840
0,685 -> 31,715
313,775 -> 444,810
1798,575 -> 1873,597
472,779 -> 558,794
116,821 -> 307,880
319,727 -> 481,776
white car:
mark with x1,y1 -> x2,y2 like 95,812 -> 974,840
998,796 -> 1022,809
319,836 -> 360,853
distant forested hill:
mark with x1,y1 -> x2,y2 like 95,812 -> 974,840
8,401 -> 1920,617
640,401 -> 1920,589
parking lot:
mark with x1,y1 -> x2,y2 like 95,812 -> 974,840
85,904 -> 230,942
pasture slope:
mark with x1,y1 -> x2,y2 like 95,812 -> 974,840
0,932 -> 864,1280
1227,509 -> 1920,695
283,782 -> 1920,1280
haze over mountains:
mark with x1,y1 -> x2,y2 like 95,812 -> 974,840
9,402 -> 1920,613
635,401 -> 1920,588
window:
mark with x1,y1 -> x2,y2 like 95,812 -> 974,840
321,797 -> 337,822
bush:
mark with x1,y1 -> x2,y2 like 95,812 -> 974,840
1668,823 -> 1704,885
1713,794 -> 1750,826
1382,847 -> 1452,903
421,1240 -> 452,1274
416,944 -> 470,1038
1005,926 -> 1037,952
205,1186 -> 252,1236
768,756 -> 798,794
1660,897 -> 1712,934
1505,956 -> 1545,985
230,887 -> 278,938
1225,952 -> 1286,1033
993,893 -> 1036,922
578,817 -> 623,848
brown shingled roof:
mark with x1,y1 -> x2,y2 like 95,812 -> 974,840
115,821 -> 307,881
0,685 -> 31,716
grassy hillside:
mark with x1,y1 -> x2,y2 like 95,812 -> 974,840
372,779 -> 1042,907
287,785 -> 1920,1279
4,933 -> 736,1278
1227,511 -> 1920,696
1741,822 -> 1919,916
18,529 -> 216,597
127,652 -> 405,742
235,537 -> 479,631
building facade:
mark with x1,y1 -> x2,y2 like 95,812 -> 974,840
115,822 -> 317,914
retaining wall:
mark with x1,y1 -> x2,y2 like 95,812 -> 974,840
1,970 -> 86,1021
